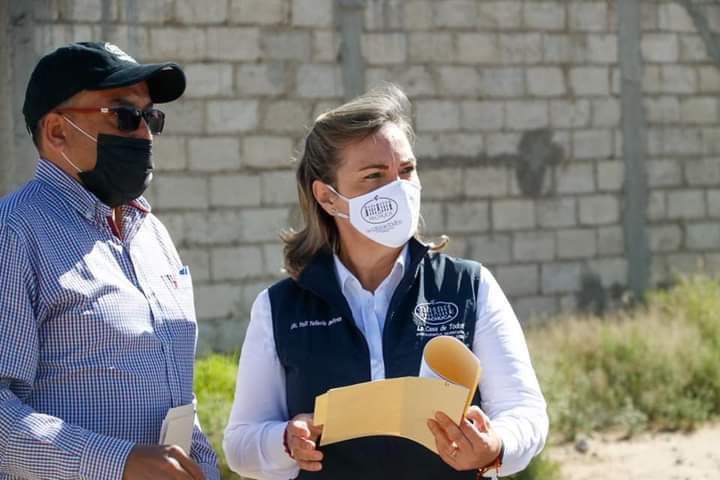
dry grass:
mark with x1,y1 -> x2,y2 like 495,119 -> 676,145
525,274 -> 720,441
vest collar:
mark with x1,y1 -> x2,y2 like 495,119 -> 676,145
297,238 -> 431,312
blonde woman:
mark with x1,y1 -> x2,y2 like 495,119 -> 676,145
223,86 -> 548,479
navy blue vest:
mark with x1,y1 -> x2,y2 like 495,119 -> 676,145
269,239 -> 483,479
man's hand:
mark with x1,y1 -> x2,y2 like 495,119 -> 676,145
122,445 -> 205,480
285,413 -> 324,472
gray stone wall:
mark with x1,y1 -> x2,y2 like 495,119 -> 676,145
1,0 -> 719,353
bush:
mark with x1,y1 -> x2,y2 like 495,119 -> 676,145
194,353 -> 239,479
527,274 -> 720,442
508,450 -> 561,480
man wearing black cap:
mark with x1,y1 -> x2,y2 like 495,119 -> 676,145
0,43 -> 218,479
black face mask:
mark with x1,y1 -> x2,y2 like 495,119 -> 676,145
79,134 -> 153,208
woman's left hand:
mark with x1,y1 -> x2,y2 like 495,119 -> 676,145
427,406 -> 502,471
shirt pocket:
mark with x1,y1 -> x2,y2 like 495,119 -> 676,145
160,267 -> 197,322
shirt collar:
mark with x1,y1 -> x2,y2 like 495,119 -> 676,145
34,158 -> 151,226
333,243 -> 409,297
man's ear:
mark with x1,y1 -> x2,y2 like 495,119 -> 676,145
40,112 -> 68,154
312,180 -> 338,216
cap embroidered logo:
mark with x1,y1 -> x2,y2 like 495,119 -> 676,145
104,43 -> 137,63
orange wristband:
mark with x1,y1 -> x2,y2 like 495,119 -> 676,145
476,442 -> 504,478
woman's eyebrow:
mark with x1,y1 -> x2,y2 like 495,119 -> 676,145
358,163 -> 390,171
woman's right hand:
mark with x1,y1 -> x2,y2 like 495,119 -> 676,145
285,413 -> 324,472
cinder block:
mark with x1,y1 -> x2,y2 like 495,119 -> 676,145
505,101 -> 548,130
527,67 -> 566,97
189,138 -> 242,172
556,164 -> 595,194
463,167 -> 509,198
649,224 -> 683,253
361,33 -> 407,65
446,201 -> 490,233
537,198 -> 577,228
523,2 -> 566,30
641,33 -> 679,63
667,190 -> 707,219
493,199 -> 536,230
495,265 -> 540,296
230,0 -> 288,25
556,229 -> 597,259
243,136 -> 295,169
236,63 -> 287,96
569,2 -> 608,32
578,195 -> 620,225
415,101 -> 460,132
154,175 -> 208,210
206,28 -> 261,61
513,231 -> 555,261
176,0 -> 227,24
211,246 -> 265,281
207,100 -> 259,133
292,0 -> 333,27
209,174 -> 261,207
541,262 -> 583,293
296,65 -> 344,98
184,63 -> 234,98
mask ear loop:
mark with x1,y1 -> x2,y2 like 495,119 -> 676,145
59,151 -> 83,173
59,116 -> 96,174
62,115 -> 97,143
325,184 -> 350,219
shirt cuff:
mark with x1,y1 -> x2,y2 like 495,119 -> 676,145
492,424 -> 518,477
266,421 -> 298,471
199,462 -> 220,480
79,432 -> 135,480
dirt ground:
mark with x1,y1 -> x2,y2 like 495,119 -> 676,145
549,422 -> 720,479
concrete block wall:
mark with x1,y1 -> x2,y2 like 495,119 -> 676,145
640,1 -> 720,287
5,0 -> 720,352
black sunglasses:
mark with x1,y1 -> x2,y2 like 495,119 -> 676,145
56,106 -> 166,134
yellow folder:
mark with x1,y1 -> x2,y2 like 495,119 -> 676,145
313,336 -> 481,453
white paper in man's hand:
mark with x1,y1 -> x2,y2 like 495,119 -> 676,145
159,403 -> 195,454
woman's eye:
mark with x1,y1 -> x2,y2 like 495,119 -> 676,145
365,172 -> 382,180
402,165 -> 416,174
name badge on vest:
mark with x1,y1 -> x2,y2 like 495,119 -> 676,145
412,300 -> 466,340
290,316 -> 343,331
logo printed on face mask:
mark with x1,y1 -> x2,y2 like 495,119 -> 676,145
327,179 -> 421,248
361,195 -> 398,224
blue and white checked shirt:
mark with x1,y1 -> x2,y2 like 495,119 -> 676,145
0,159 -> 219,479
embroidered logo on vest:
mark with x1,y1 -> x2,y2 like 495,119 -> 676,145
413,301 -> 465,340
413,301 -> 459,326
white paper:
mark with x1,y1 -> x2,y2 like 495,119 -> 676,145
159,403 -> 195,454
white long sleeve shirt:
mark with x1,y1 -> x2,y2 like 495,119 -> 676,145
223,249 -> 548,479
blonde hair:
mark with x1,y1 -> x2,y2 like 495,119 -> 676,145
281,84 -> 445,278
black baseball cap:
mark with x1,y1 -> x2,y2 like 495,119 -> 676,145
23,41 -> 186,138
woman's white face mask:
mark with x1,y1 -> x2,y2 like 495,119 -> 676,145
327,179 -> 422,248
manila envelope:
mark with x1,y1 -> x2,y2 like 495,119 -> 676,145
313,336 -> 481,454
